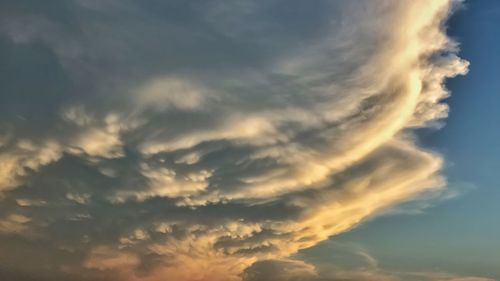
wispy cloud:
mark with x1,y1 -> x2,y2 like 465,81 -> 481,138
244,242 -> 494,281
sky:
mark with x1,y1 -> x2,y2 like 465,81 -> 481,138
0,1 -> 498,281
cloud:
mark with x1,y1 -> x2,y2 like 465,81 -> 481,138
0,0 -> 473,281
134,77 -> 209,112
113,164 -> 213,201
84,246 -> 141,271
0,214 -> 31,234
0,139 -> 62,192
242,245 -> 495,281
242,259 -> 319,281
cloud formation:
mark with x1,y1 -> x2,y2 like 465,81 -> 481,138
243,259 -> 496,281
0,0 -> 473,280
243,242 -> 496,281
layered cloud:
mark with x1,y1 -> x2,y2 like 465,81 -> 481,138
0,0 -> 472,281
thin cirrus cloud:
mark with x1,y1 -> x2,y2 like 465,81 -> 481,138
242,258 -> 496,281
0,0 -> 475,281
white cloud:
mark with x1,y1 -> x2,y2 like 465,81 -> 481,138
66,193 -> 92,205
0,140 -> 62,192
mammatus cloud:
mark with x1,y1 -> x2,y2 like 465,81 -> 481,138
0,0 -> 481,280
